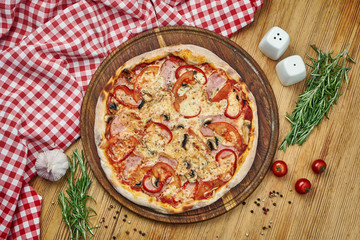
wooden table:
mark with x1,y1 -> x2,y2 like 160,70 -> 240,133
30,0 -> 360,239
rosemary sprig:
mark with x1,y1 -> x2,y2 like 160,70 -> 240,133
279,44 -> 355,151
58,150 -> 98,239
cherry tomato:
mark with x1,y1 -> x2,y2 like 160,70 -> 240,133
312,159 -> 327,174
295,178 -> 311,194
271,160 -> 288,177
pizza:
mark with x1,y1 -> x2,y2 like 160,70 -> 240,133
94,44 -> 258,214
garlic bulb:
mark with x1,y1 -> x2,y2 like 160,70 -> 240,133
35,149 -> 69,181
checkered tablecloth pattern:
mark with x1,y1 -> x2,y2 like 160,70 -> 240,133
0,0 -> 263,238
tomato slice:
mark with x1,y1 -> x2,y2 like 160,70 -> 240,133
133,66 -> 160,102
175,65 -> 207,84
172,70 -> 196,96
194,179 -> 226,200
242,101 -> 253,121
211,82 -> 232,102
106,136 -> 138,163
206,122 -> 242,147
113,85 -> 140,109
216,149 -> 237,181
145,121 -> 173,144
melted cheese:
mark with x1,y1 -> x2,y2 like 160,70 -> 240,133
105,59 -> 253,200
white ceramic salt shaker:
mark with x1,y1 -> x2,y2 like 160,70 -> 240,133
259,26 -> 290,60
276,55 -> 307,86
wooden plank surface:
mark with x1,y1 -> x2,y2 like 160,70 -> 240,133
30,0 -> 360,239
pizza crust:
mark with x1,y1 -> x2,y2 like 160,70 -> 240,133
94,44 -> 258,214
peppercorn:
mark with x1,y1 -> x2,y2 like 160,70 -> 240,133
250,210 -> 254,213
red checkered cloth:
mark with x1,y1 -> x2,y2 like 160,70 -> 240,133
0,0 -> 263,238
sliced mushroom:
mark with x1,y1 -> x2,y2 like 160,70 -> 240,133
181,134 -> 188,149
163,113 -> 170,121
179,175 -> 187,186
185,170 -> 197,183
142,92 -> 153,102
151,176 -> 160,188
108,102 -> 117,110
207,139 -> 218,151
137,100 -> 145,109
104,115 -> 115,124
242,120 -> 251,145
203,118 -> 213,126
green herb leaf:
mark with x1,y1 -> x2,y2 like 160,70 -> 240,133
58,150 -> 99,239
279,45 -> 355,151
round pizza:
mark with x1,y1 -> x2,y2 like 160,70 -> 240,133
94,44 -> 258,214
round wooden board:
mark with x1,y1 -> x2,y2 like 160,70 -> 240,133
81,26 -> 279,223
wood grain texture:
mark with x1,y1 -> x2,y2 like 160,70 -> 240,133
80,26 -> 278,223
30,0 -> 360,239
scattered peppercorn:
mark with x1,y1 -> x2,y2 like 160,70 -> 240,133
134,228 -> 137,232
112,236 -> 116,239
116,211 -> 120,214
257,203 -> 260,206
280,194 -> 283,198
288,201 -> 292,204
268,225 -> 271,228
272,190 -> 275,193
262,207 -> 266,211
273,203 -> 277,206
139,231 -> 142,234
142,233 -> 146,236
257,198 -> 261,201
250,210 -> 254,213
105,225 -> 108,229
126,231 -> 130,235
263,227 -> 267,230
113,216 -> 116,219
122,219 -> 126,222
254,201 -> 257,204
124,214 -> 128,218
242,201 -> 246,205
276,192 -> 279,195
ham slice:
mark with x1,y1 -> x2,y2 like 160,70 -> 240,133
206,72 -> 227,100
123,154 -> 143,179
160,58 -> 179,89
158,154 -> 178,169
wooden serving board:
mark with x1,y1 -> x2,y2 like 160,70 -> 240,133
80,26 -> 279,223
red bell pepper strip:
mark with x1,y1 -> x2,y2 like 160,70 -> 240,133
113,85 -> 139,109
133,66 -> 160,102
